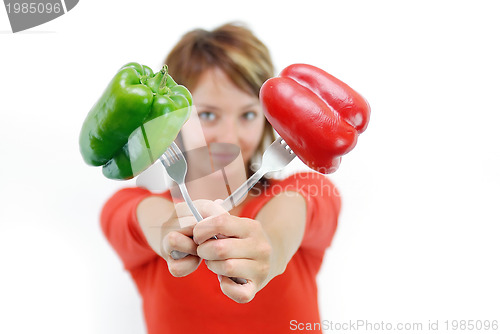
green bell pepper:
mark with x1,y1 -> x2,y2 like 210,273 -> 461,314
79,62 -> 192,180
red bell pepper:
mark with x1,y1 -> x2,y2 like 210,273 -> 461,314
260,63 -> 370,174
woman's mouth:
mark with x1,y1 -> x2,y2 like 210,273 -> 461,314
208,143 -> 240,168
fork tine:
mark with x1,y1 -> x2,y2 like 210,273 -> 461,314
163,152 -> 172,165
170,142 -> 183,156
166,147 -> 177,162
221,136 -> 296,211
166,149 -> 178,165
277,136 -> 295,155
160,154 -> 170,167
170,145 -> 183,161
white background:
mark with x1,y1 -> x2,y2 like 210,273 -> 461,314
1,0 -> 499,333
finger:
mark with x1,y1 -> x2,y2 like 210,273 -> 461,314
160,213 -> 197,238
162,230 -> 198,259
197,238 -> 258,261
193,214 -> 250,245
196,199 -> 229,218
218,275 -> 256,304
173,200 -> 215,219
177,215 -> 198,228
176,224 -> 196,237
205,258 -> 256,279
162,224 -> 195,244
166,255 -> 201,277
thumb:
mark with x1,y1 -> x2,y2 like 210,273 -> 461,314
197,199 -> 229,219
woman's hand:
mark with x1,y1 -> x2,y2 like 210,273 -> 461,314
137,196 -> 202,277
159,201 -> 209,278
162,224 -> 201,277
193,201 -> 277,304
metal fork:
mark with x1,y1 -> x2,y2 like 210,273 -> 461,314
160,143 -> 247,284
160,142 -> 203,222
159,142 -> 203,260
220,137 -> 296,211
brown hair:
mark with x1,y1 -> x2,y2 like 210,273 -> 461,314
165,22 -> 276,173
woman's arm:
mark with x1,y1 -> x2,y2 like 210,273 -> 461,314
256,191 -> 307,277
100,188 -> 162,271
136,196 -> 174,255
136,196 -> 202,277
193,192 -> 307,303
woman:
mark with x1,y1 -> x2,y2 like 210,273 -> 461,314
101,22 -> 341,333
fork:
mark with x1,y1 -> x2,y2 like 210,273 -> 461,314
220,137 -> 296,211
160,142 -> 204,222
159,142 -> 203,260
160,143 -> 247,284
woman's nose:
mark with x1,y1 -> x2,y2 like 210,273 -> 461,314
217,120 -> 239,145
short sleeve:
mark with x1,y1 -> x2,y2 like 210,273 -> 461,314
100,187 -> 158,271
241,172 -> 341,255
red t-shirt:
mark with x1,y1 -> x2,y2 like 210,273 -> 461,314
101,172 -> 341,334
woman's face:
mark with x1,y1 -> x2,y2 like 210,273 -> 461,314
182,67 -> 265,170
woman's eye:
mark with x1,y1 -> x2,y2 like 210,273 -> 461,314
242,111 -> 257,121
199,111 -> 216,122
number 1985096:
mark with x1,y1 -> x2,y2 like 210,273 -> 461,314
6,2 -> 62,14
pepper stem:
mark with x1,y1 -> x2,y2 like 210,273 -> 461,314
159,65 -> 169,90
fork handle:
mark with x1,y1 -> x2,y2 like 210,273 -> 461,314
178,183 -> 204,222
221,168 -> 266,211
176,183 -> 249,285
176,172 -> 249,284
169,182 -> 203,260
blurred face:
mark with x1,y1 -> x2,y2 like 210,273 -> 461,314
182,68 -> 265,171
